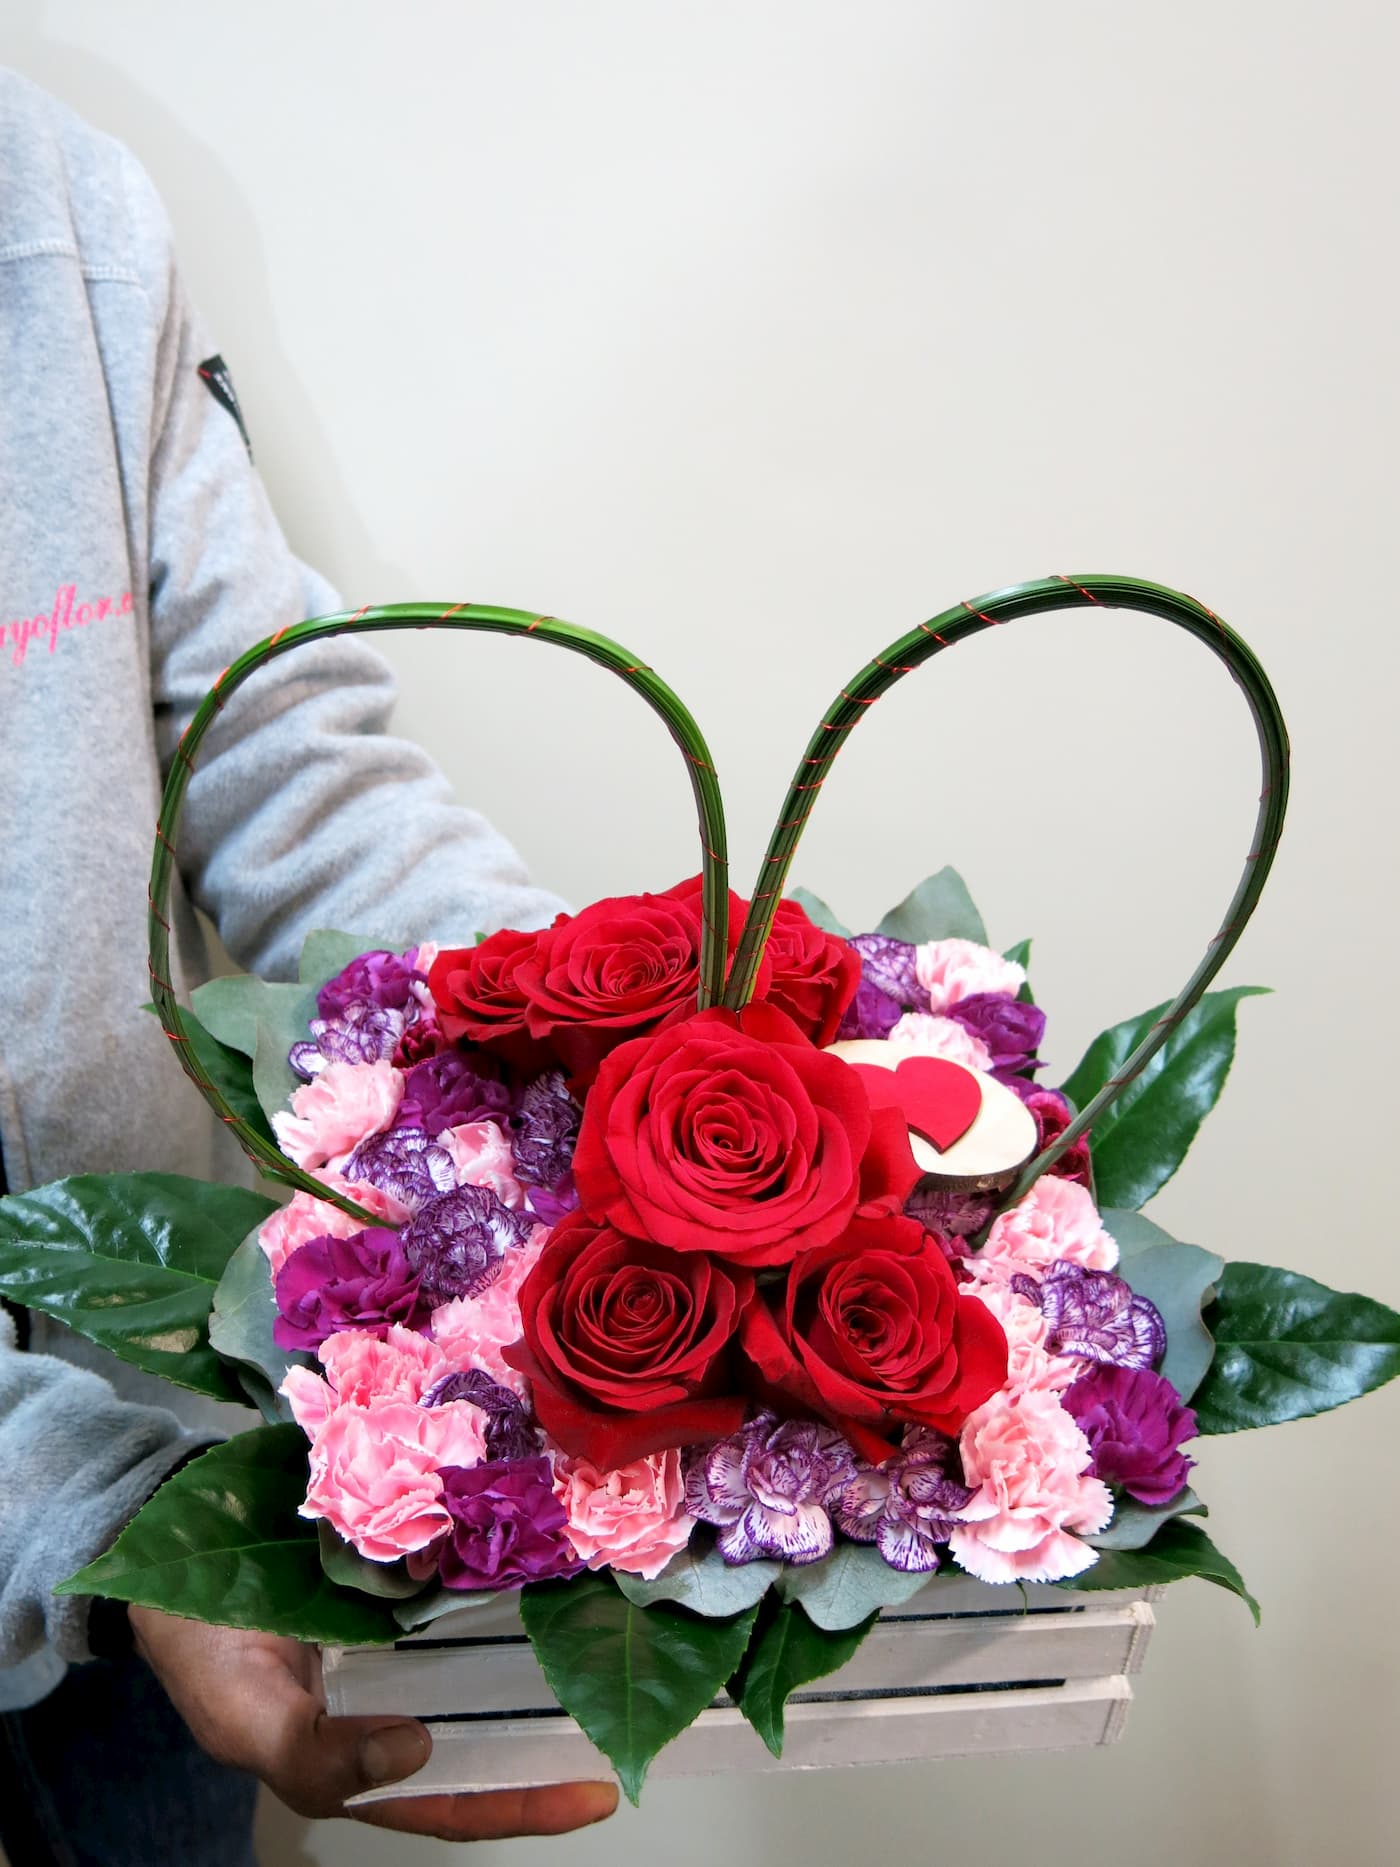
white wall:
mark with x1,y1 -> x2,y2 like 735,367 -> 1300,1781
5,3 -> 1397,1862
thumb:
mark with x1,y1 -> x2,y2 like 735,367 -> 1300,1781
262,1707 -> 430,1817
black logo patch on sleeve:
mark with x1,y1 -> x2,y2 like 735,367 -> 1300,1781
197,354 -> 253,458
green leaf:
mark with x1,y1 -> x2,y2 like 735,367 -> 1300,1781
208,1224 -> 310,1424
180,1010 -> 279,1148
733,1601 -> 876,1758
0,1175 -> 275,1401
190,973 -> 315,1064
519,1571 -> 759,1804
59,1425 -> 402,1643
1062,986 -> 1269,1210
1003,938 -> 1035,1004
1089,1486 -> 1206,1551
298,929 -> 403,987
392,1584 -> 511,1632
317,1520 -> 425,1600
775,1542 -> 933,1630
874,866 -> 988,946
785,887 -> 851,938
612,1540 -> 779,1616
1105,1207 -> 1224,1401
1192,1262 -> 1400,1435
1066,1518 -> 1259,1624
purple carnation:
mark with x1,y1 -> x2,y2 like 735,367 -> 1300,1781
437,1457 -> 582,1590
272,1227 -> 426,1352
835,975 -> 904,1042
905,1181 -> 997,1245
847,934 -> 928,1011
524,1178 -> 581,1228
946,992 -> 1046,1072
399,1051 -> 512,1138
342,1124 -> 457,1209
834,1426 -> 977,1573
405,1185 -> 536,1306
422,1369 -> 540,1462
1063,1365 -> 1198,1506
1029,1262 -> 1167,1371
317,948 -> 423,1020
685,1411 -> 857,1565
511,1072 -> 581,1189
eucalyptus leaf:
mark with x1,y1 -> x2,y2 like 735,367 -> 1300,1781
190,973 -> 315,1064
1066,1518 -> 1259,1624
1105,1207 -> 1224,1402
1089,1487 -> 1206,1551
519,1571 -> 759,1804
874,866 -> 988,946
299,929 -> 404,987
775,1542 -> 932,1630
0,1175 -> 275,1401
785,887 -> 851,939
317,1521 -> 425,1600
209,1226 -> 311,1425
252,1016 -> 305,1127
1062,987 -> 1269,1210
612,1541 -> 779,1616
733,1601 -> 877,1758
1192,1262 -> 1400,1435
59,1425 -> 402,1643
392,1584 -> 511,1632
1003,938 -> 1035,1004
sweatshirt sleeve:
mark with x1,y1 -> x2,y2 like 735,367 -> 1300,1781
125,156 -> 566,981
0,1309 -> 215,1671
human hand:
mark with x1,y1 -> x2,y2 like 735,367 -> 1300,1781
128,1606 -> 619,1841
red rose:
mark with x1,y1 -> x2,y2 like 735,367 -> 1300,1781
573,1001 -> 921,1267
502,1211 -> 751,1466
427,926 -> 555,1073
514,877 -> 766,1084
741,1213 -> 1009,1459
759,899 -> 861,1047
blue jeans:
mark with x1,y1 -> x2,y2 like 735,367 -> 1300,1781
0,1652 -> 258,1867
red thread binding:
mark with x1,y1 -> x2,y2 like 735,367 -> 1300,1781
1055,574 -> 1100,605
961,600 -> 1003,626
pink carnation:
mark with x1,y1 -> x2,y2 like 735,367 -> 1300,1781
430,1224 -> 548,1397
949,1387 -> 1112,1584
966,1281 -> 1079,1397
300,1395 -> 486,1562
272,1059 -> 403,1170
914,938 -> 1027,1012
280,1324 -> 452,1439
553,1449 -> 694,1579
257,1173 -> 412,1275
438,1120 -> 524,1208
888,1012 -> 994,1072
970,1177 -> 1119,1285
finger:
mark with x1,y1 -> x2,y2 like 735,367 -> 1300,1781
354,1781 -> 621,1841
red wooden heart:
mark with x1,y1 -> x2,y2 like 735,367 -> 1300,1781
849,1056 -> 983,1153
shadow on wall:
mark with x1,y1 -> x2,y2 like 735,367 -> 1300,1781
0,0 -> 406,608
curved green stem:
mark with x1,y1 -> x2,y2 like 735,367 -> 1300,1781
148,602 -> 728,1211
725,574 -> 1290,1209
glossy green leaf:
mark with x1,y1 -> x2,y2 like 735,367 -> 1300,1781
1062,986 -> 1269,1210
734,1601 -> 876,1758
176,1009 -> 278,1148
1089,1487 -> 1206,1551
209,1225 -> 310,1424
317,1521 -> 424,1600
786,887 -> 851,938
1105,1207 -> 1224,1401
59,1425 -> 402,1643
1066,1517 -> 1259,1623
775,1541 -> 933,1629
0,1175 -> 275,1401
519,1571 -> 759,1804
874,866 -> 988,946
612,1541 -> 779,1616
1192,1262 -> 1400,1435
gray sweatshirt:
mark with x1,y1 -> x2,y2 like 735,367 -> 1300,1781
0,69 -> 565,1706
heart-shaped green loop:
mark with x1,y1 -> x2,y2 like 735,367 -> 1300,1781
724,573 -> 1291,1209
146,602 -> 729,1214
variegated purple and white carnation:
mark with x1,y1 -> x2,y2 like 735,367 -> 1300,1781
511,1071 -> 582,1190
343,1124 -> 457,1209
834,1426 -> 977,1573
684,1410 -> 858,1565
1016,1263 -> 1166,1371
847,934 -> 928,1011
422,1367 -> 540,1462
289,1002 -> 408,1080
405,1184 -> 536,1306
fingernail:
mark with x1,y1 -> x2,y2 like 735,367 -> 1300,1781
588,1784 -> 621,1823
359,1724 -> 430,1786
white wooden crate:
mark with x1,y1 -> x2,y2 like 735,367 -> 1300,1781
324,1576 -> 1158,1802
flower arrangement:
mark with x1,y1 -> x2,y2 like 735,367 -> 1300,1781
4,574 -> 1398,1803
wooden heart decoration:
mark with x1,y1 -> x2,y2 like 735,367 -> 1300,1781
147,575 -> 1290,1224
848,1056 -> 983,1152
